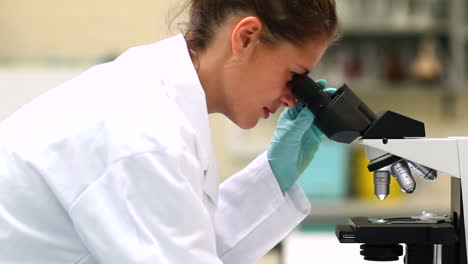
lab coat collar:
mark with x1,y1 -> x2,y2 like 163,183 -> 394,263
156,35 -> 219,204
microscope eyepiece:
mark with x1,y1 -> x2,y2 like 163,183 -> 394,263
291,74 -> 425,143
291,74 -> 376,144
291,74 -> 333,114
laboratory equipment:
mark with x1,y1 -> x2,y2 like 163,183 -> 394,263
291,73 -> 425,144
291,74 -> 467,263
335,137 -> 468,263
373,169 -> 391,200
390,159 -> 416,194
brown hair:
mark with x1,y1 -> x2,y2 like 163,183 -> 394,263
175,0 -> 340,53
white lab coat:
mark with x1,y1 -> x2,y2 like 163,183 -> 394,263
0,34 -> 310,264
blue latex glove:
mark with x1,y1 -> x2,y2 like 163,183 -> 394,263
267,79 -> 336,195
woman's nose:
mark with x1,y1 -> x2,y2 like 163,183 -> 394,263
279,94 -> 296,108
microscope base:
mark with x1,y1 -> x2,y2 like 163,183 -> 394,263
336,217 -> 459,263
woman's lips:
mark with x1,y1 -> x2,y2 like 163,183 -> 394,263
263,107 -> 275,119
263,107 -> 270,119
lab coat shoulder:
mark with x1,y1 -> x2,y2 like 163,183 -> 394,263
57,44 -> 201,158
0,44 -> 218,263
60,41 -> 223,263
0,52 -> 204,210
72,81 -> 204,208
60,63 -> 218,263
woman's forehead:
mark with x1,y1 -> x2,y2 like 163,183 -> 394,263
273,38 -> 329,68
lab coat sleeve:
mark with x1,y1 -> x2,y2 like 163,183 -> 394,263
68,149 -> 224,264
215,151 -> 311,264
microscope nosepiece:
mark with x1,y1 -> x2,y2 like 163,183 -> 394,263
374,171 -> 391,200
391,160 -> 416,193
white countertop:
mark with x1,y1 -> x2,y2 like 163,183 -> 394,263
283,231 -> 404,264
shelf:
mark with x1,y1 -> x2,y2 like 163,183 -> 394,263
329,80 -> 467,95
342,22 -> 449,38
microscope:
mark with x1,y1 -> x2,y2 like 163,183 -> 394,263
291,73 -> 467,263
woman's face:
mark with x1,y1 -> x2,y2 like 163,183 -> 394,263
222,37 -> 329,129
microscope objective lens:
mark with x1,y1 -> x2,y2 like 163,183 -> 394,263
391,160 -> 416,193
407,161 -> 438,180
374,171 -> 390,200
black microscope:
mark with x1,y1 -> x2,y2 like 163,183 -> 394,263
291,73 -> 467,263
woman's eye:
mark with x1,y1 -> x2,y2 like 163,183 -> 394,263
289,72 -> 298,80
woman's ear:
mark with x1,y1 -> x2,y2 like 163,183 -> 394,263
231,16 -> 263,56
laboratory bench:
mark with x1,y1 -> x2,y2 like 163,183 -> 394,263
255,230 -> 405,264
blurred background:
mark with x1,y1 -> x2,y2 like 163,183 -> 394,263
1,0 -> 467,263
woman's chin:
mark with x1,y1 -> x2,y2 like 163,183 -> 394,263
222,111 -> 260,130
234,117 -> 259,130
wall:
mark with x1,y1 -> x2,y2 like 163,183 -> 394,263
0,0 -> 185,58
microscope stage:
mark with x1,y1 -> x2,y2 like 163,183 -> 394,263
336,217 -> 458,245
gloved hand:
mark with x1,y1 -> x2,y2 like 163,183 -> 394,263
267,79 -> 336,195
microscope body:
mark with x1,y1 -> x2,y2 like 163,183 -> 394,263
362,138 -> 468,183
290,74 -> 467,262
340,137 -> 468,263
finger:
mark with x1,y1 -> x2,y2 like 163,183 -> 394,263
323,87 -> 337,95
292,107 -> 315,132
316,79 -> 327,89
278,103 -> 304,122
304,124 -> 325,142
289,101 -> 305,117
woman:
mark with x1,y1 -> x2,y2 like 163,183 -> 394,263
0,0 -> 339,263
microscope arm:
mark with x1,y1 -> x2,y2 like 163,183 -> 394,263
361,137 -> 468,179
